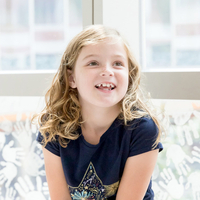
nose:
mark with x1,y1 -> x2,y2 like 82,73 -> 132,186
100,65 -> 114,77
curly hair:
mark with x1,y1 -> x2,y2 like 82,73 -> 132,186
32,25 -> 162,148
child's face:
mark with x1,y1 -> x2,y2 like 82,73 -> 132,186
69,39 -> 129,109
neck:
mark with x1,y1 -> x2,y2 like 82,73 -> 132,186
81,104 -> 121,135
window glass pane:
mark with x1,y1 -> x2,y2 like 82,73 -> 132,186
152,99 -> 200,199
35,0 -> 63,24
0,0 -> 30,70
0,0 -> 82,71
144,0 -> 200,70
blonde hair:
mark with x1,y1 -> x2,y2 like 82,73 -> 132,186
32,25 -> 162,148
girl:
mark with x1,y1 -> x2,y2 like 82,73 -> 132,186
35,25 -> 163,200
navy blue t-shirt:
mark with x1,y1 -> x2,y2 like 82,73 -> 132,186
37,117 -> 163,200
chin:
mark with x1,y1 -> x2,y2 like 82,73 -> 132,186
95,100 -> 121,108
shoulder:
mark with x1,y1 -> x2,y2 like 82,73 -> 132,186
127,116 -> 158,136
115,116 -> 158,138
36,131 -> 61,156
126,116 -> 162,156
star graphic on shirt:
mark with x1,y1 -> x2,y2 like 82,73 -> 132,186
68,162 -> 119,199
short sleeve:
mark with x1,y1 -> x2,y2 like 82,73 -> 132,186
36,131 -> 60,156
129,117 -> 163,157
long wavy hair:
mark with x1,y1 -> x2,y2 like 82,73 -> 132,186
32,25 -> 162,148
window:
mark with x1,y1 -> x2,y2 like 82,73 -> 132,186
0,0 -> 82,71
144,0 -> 200,70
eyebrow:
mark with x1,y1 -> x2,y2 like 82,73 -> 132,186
82,54 -> 127,61
82,54 -> 98,60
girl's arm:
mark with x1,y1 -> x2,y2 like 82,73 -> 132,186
116,149 -> 159,200
42,147 -> 72,200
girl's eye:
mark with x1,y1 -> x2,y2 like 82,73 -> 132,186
88,61 -> 98,66
114,62 -> 123,67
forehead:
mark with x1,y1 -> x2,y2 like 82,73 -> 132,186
78,39 -> 128,60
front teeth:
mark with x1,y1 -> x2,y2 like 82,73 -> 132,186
96,83 -> 115,88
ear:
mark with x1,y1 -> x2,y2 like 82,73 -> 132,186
67,69 -> 76,88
